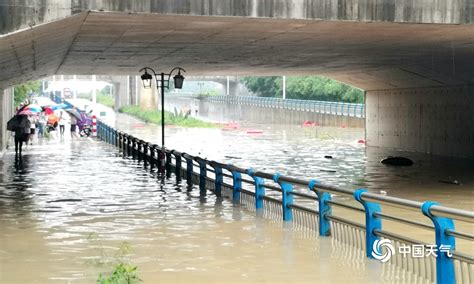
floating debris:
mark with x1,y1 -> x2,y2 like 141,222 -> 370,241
381,156 -> 414,166
438,179 -> 461,186
47,199 -> 82,203
225,155 -> 242,159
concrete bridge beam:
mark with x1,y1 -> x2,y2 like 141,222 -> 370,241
365,85 -> 474,158
1,0 -> 472,34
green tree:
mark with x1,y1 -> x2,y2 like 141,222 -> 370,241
14,80 -> 42,106
241,76 -> 364,103
241,76 -> 282,97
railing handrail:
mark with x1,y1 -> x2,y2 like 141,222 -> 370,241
208,95 -> 365,118
96,120 -> 473,284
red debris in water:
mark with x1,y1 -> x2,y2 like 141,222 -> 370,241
341,124 -> 347,128
246,129 -> 263,134
358,139 -> 365,144
133,124 -> 145,128
222,122 -> 240,130
302,120 -> 318,127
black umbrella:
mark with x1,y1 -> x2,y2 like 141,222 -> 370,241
66,109 -> 81,119
7,115 -> 30,131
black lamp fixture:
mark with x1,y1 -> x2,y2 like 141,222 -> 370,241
173,70 -> 185,89
139,66 -> 186,170
140,69 -> 153,89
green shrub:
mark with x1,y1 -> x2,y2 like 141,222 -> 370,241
97,263 -> 141,284
119,106 -> 217,128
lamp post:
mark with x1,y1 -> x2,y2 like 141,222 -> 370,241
139,66 -> 186,152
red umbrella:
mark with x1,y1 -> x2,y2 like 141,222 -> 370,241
42,107 -> 54,115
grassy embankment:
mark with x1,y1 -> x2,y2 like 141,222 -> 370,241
119,105 -> 217,128
96,94 -> 114,108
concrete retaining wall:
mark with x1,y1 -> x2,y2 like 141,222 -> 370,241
0,88 -> 14,155
165,96 -> 364,127
366,85 -> 474,158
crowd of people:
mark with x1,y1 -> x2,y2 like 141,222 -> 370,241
8,101 -> 81,156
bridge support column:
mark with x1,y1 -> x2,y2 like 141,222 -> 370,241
0,87 -> 14,156
365,85 -> 474,158
113,76 -> 130,111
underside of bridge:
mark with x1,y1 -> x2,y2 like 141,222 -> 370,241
0,2 -> 473,157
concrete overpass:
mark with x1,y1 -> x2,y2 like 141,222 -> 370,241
0,1 -> 473,157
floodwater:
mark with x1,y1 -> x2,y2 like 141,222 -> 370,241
0,113 -> 472,283
116,113 -> 474,208
116,113 -> 473,252
1,137 -> 389,283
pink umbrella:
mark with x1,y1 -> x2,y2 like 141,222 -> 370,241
17,109 -> 36,116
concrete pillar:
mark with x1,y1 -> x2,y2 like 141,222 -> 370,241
92,75 -> 97,103
139,79 -> 158,110
135,76 -> 139,106
0,87 -> 14,155
365,85 -> 474,158
113,76 -> 130,111
73,75 -> 77,99
61,75 -> 64,99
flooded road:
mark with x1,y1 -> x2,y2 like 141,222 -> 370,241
0,113 -> 472,283
116,113 -> 474,210
116,113 -> 473,253
1,137 -> 393,283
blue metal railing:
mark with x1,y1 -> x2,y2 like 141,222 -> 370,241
97,121 -> 473,284
207,95 -> 365,118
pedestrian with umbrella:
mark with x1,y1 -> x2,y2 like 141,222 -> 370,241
7,111 -> 31,156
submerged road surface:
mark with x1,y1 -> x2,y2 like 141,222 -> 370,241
0,137 -> 408,283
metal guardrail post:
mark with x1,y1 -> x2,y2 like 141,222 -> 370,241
114,130 -> 118,147
173,151 -> 182,181
309,179 -> 332,236
110,127 -> 114,144
354,189 -> 382,258
150,145 -> 158,171
230,166 -> 241,203
122,133 -> 126,150
157,148 -> 165,174
96,121 -> 101,139
127,136 -> 132,157
166,151 -> 172,178
274,172 -> 293,221
133,138 -> 138,160
143,142 -> 149,168
247,168 -> 265,211
212,164 -> 223,197
421,201 -> 455,284
117,130 -> 122,150
184,155 -> 193,185
137,141 -> 143,163
198,160 -> 207,195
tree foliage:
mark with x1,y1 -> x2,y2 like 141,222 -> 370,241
241,76 -> 364,103
241,76 -> 282,98
14,80 -> 42,106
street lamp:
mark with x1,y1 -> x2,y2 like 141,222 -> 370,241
139,66 -> 186,152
